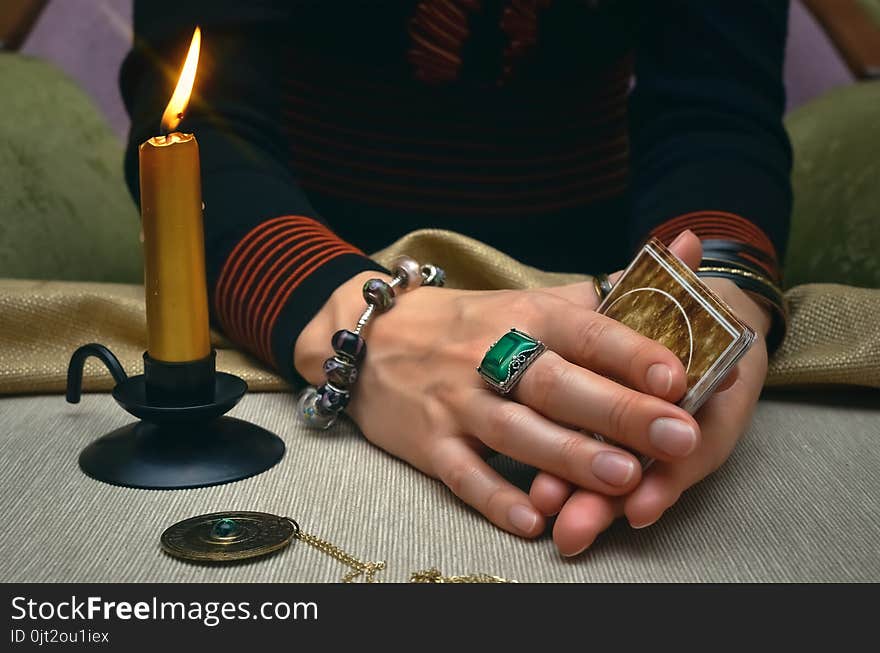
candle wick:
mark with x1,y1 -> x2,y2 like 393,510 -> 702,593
158,113 -> 184,138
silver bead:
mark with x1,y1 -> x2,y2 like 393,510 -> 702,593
392,256 -> 423,289
296,386 -> 336,430
421,264 -> 446,287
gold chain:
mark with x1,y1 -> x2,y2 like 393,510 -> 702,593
410,568 -> 515,583
293,525 -> 514,584
295,529 -> 387,583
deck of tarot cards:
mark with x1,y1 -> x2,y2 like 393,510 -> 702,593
596,238 -> 756,449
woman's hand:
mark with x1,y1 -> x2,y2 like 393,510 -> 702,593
530,274 -> 773,556
294,233 -> 704,539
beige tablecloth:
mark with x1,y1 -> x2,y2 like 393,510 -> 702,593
1,388 -> 878,582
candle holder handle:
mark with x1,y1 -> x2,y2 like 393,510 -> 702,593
66,343 -> 129,404
65,343 -> 285,490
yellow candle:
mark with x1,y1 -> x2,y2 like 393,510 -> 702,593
138,27 -> 210,363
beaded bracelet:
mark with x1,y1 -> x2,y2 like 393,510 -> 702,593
297,256 -> 446,430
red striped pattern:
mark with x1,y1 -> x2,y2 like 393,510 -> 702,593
214,216 -> 364,365
279,55 -> 634,215
408,0 -> 558,85
649,210 -> 781,282
408,0 -> 481,84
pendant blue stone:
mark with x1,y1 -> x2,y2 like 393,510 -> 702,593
211,518 -> 239,538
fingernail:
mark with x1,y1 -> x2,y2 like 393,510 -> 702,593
592,451 -> 636,487
508,504 -> 538,535
648,417 -> 698,456
630,515 -> 660,529
562,544 -> 590,558
646,363 -> 673,396
670,230 -> 690,248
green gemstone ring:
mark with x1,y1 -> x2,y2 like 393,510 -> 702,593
477,328 -> 547,395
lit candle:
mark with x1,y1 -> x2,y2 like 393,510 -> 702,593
139,27 -> 211,363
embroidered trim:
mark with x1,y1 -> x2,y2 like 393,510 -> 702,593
408,0 -> 481,84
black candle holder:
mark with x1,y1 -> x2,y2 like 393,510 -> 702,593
66,343 -> 285,490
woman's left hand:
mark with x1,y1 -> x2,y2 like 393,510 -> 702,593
530,275 -> 773,557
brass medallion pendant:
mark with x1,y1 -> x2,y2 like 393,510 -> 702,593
161,512 -> 298,563
161,511 -> 514,583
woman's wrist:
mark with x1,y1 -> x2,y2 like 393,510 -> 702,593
703,277 -> 772,341
293,269 -> 393,385
741,293 -> 774,337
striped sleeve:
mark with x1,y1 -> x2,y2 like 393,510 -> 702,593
213,216 -> 382,382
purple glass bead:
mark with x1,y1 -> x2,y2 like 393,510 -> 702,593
331,329 -> 366,363
323,356 -> 358,387
316,383 -> 350,413
363,278 -> 394,311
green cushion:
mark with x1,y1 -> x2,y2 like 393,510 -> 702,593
0,54 -> 141,283
784,80 -> 880,289
858,0 -> 880,27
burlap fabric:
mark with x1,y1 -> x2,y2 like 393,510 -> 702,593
1,229 -> 878,395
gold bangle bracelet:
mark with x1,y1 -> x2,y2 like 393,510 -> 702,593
697,265 -> 785,300
699,257 -> 769,278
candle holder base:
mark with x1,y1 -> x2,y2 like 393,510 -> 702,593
78,416 -> 284,490
66,343 -> 285,490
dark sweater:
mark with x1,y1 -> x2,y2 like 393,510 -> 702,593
121,0 -> 792,386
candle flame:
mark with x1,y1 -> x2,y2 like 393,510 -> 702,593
161,26 -> 201,133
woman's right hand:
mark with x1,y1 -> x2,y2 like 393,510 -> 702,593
294,234 -> 702,541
